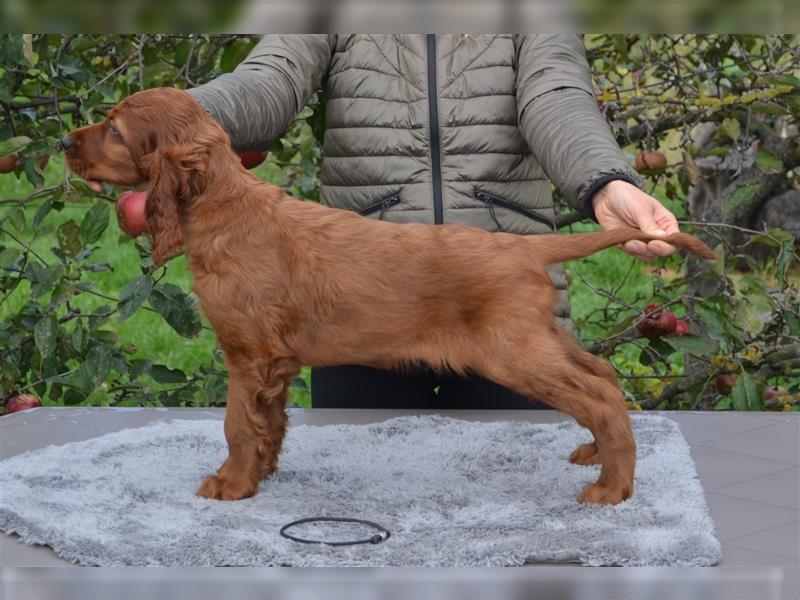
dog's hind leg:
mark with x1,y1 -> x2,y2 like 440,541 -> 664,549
197,356 -> 299,501
554,329 -> 620,466
476,333 -> 636,505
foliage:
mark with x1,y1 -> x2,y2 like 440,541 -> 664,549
1,34 -> 798,412
0,34 -> 320,409
574,34 -> 800,410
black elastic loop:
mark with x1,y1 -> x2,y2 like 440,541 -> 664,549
279,517 -> 391,547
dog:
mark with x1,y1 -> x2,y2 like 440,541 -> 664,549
65,87 -> 715,505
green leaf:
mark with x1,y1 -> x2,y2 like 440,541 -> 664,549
128,359 -> 152,379
148,363 -> 187,384
203,374 -> 228,405
724,182 -> 759,215
71,321 -> 88,353
22,158 -> 44,188
118,276 -> 152,320
786,312 -> 800,336
6,206 -> 26,232
33,198 -> 54,229
57,219 -> 82,255
755,149 -> 784,173
174,39 -> 191,66
62,389 -> 86,405
664,334 -> 718,356
731,371 -> 762,411
719,117 -> 740,142
714,396 -> 733,410
0,136 -> 32,158
84,345 -> 111,386
0,247 -> 22,269
751,102 -> 789,116
695,301 -> 727,340
149,283 -> 202,338
34,313 -> 58,358
57,56 -> 82,76
79,202 -> 109,245
776,242 -> 793,287
220,39 -> 255,73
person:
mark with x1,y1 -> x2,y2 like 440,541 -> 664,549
185,34 -> 680,410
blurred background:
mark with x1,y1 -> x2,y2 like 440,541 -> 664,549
1,0 -> 797,33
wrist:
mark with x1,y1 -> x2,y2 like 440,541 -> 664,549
581,172 -> 639,223
592,179 -> 633,213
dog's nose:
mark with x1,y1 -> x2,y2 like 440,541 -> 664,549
57,135 -> 73,152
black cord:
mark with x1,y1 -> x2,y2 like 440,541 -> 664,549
279,517 -> 391,547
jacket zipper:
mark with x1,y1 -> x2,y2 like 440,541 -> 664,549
359,195 -> 401,216
426,34 -> 444,225
474,190 -> 556,231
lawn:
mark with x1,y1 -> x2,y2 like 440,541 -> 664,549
2,155 -> 676,408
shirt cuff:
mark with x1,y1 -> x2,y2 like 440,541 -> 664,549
579,170 -> 641,223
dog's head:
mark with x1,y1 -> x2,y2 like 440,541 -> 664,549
65,87 -> 231,265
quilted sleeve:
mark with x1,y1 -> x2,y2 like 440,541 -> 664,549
187,35 -> 334,152
515,34 -> 642,220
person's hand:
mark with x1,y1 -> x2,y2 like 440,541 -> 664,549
592,180 -> 679,261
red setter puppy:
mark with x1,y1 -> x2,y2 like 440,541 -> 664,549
66,88 -> 714,505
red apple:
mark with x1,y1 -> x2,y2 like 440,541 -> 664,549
0,154 -> 18,173
116,191 -> 148,237
5,393 -> 41,414
644,302 -> 662,315
634,150 -> 667,175
762,387 -> 789,404
673,319 -> 690,336
238,151 -> 267,169
0,154 -> 48,173
637,310 -> 678,339
715,374 -> 738,394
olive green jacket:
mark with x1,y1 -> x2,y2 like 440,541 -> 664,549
188,34 -> 641,329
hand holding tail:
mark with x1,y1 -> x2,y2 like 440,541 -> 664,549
592,180 -> 681,261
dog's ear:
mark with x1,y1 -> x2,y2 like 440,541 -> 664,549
141,144 -> 209,266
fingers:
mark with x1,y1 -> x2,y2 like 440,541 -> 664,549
622,240 -> 654,261
647,239 -> 677,256
87,180 -> 103,192
622,239 -> 677,261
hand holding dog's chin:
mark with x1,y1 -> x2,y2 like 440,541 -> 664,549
592,180 -> 679,261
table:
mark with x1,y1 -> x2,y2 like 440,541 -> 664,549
1,408 -> 798,599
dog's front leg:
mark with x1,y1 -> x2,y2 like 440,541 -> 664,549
197,358 -> 297,501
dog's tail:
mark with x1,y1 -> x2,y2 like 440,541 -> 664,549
533,226 -> 716,264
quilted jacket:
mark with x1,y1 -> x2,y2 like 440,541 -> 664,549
188,34 -> 641,329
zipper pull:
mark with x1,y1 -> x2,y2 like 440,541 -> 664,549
381,196 -> 400,209
475,191 -> 494,204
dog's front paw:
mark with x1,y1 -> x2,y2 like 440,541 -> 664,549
197,474 -> 258,501
578,482 -> 632,505
569,442 -> 602,465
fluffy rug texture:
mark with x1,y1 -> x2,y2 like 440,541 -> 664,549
0,414 -> 721,566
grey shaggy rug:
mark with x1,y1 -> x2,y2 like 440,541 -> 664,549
0,414 -> 721,567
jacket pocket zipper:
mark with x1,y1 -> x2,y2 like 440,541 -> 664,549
359,195 -> 401,217
474,190 -> 555,231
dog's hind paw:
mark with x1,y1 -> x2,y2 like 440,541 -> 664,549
569,442 -> 601,466
197,473 -> 258,501
577,482 -> 632,505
